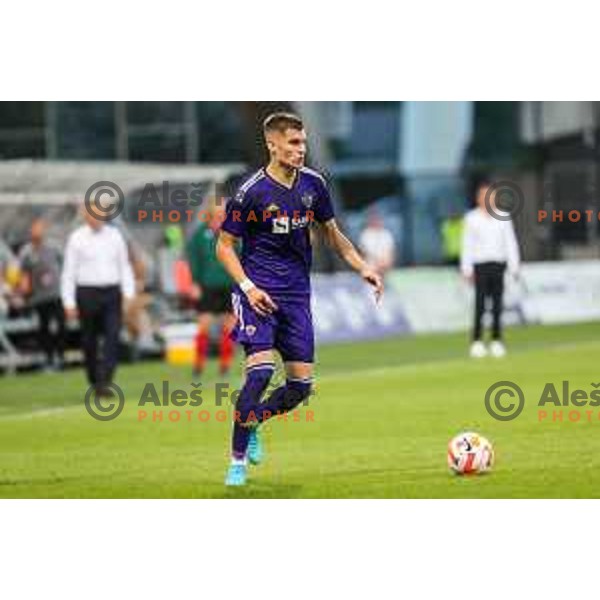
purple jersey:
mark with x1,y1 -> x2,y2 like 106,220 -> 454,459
221,166 -> 335,299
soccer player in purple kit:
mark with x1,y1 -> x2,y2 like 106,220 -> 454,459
217,112 -> 384,486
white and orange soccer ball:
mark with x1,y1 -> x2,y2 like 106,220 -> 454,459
447,432 -> 494,475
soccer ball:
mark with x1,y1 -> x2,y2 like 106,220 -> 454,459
447,432 -> 494,475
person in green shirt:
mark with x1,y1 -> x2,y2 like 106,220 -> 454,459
186,200 -> 235,377
441,211 -> 464,265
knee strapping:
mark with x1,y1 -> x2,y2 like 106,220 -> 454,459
280,378 -> 313,412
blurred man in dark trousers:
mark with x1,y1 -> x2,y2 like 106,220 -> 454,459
19,218 -> 65,372
186,198 -> 235,378
461,180 -> 520,359
61,202 -> 135,395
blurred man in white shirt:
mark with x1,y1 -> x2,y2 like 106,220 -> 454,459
359,211 -> 396,278
61,202 -> 135,395
461,180 -> 520,358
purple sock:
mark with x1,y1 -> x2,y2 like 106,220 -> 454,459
231,362 -> 274,459
231,425 -> 251,461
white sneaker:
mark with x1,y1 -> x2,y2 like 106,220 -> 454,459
470,341 -> 488,358
489,341 -> 507,358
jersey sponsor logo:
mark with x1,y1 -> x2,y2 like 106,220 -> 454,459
272,216 -> 290,234
291,215 -> 312,229
272,214 -> 313,234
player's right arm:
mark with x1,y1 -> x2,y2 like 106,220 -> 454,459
216,230 -> 277,317
218,176 -> 278,317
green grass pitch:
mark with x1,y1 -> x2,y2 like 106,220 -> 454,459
1,321 -> 599,498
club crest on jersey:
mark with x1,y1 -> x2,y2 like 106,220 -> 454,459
245,325 -> 257,336
301,193 -> 315,209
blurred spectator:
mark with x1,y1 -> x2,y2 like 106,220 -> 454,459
359,210 -> 396,277
441,211 -> 464,266
461,180 -> 520,359
19,218 -> 66,371
61,202 -> 135,396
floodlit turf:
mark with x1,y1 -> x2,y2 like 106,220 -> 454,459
1,322 -> 600,498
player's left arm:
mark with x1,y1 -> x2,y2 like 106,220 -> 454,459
320,218 -> 383,302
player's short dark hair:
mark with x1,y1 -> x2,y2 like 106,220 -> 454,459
263,112 -> 304,135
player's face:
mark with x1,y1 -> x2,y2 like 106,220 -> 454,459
268,128 -> 307,169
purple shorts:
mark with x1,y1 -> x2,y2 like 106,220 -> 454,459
230,289 -> 314,363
